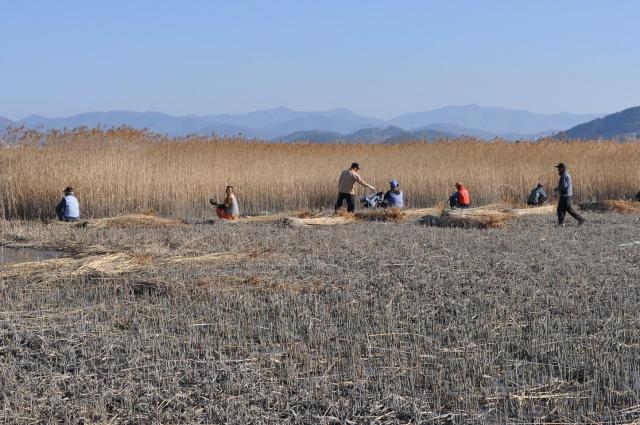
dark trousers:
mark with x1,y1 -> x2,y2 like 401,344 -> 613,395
557,196 -> 583,224
335,192 -> 355,213
449,194 -> 469,209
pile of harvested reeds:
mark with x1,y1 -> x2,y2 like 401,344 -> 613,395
77,210 -> 186,229
0,249 -> 265,281
507,204 -> 556,216
281,215 -> 356,227
355,208 -> 407,222
579,200 -> 640,214
421,206 -> 516,229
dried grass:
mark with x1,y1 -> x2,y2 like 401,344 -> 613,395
579,200 -> 640,214
355,208 -> 407,222
508,204 -> 557,216
4,128 -> 640,219
78,210 -> 186,229
0,249 -> 265,280
420,205 -> 519,229
281,215 -> 356,227
441,208 -> 517,229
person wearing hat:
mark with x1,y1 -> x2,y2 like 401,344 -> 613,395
209,185 -> 240,220
449,182 -> 471,209
553,163 -> 585,226
382,179 -> 404,209
527,182 -> 548,206
335,162 -> 375,213
55,187 -> 80,222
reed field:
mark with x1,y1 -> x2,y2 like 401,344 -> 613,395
1,127 -> 640,219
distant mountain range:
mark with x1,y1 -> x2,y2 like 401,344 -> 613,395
558,106 -> 640,139
1,105 -> 605,142
0,116 -> 13,132
280,126 -> 455,143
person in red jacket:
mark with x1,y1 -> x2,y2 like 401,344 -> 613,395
449,182 -> 471,209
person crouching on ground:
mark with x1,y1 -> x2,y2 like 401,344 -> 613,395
335,162 -> 375,213
383,179 -> 404,209
553,163 -> 585,226
210,186 -> 240,220
449,182 -> 471,209
527,183 -> 548,206
55,186 -> 80,222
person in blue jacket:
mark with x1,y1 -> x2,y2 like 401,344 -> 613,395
55,187 -> 80,222
383,179 -> 404,209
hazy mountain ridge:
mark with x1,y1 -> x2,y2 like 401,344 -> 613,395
278,125 -> 456,143
559,106 -> 640,139
9,105 -> 603,141
389,105 -> 601,135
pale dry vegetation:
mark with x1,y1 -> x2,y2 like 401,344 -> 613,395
1,214 -> 639,423
1,127 -> 640,219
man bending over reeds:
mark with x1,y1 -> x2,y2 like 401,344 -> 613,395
335,162 -> 375,213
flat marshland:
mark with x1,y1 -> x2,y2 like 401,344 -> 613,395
1,212 -> 640,423
1,129 -> 640,423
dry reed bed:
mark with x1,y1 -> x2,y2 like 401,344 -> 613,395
579,199 -> 640,214
2,127 -> 640,219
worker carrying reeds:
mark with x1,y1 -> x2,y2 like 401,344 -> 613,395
527,183 -> 548,206
553,163 -> 585,226
55,186 -> 80,222
382,179 -> 404,208
449,182 -> 471,209
335,163 -> 375,213
209,186 -> 240,220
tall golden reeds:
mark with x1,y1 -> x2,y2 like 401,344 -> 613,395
1,127 -> 639,219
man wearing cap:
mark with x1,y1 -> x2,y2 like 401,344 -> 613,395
335,162 -> 375,213
553,163 -> 585,226
383,179 -> 404,208
55,187 -> 80,222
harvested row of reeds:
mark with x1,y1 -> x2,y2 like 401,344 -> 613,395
507,204 -> 557,216
281,215 -> 356,227
420,204 -> 556,229
75,210 -> 186,229
579,200 -> 640,214
355,208 -> 407,222
0,249 -> 264,281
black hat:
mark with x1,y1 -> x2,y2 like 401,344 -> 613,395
350,162 -> 360,170
554,163 -> 566,168
64,186 -> 74,193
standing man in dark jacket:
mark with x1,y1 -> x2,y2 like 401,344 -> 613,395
553,163 -> 585,226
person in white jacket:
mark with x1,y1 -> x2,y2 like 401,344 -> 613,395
55,187 -> 80,222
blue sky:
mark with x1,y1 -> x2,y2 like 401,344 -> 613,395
1,0 -> 639,120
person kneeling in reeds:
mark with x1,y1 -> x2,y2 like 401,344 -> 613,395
527,183 -> 548,206
382,179 -> 404,209
449,182 -> 471,209
55,186 -> 81,222
210,186 -> 240,220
